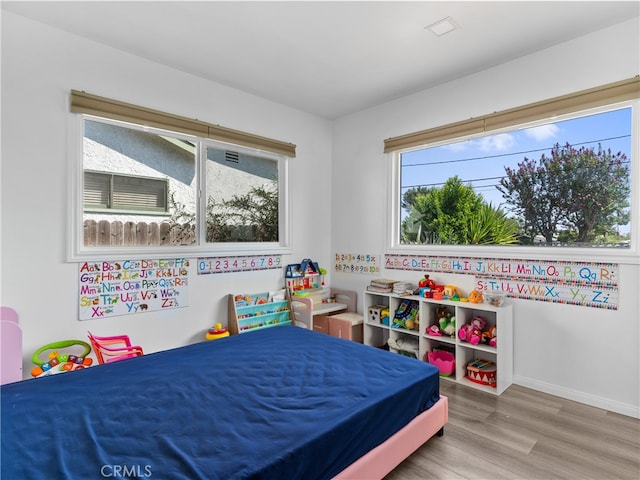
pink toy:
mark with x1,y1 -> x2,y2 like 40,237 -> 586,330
426,324 -> 442,336
470,316 -> 487,330
458,323 -> 482,345
426,350 -> 455,376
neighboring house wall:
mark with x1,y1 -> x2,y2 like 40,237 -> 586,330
83,120 -> 196,223
206,148 -> 278,208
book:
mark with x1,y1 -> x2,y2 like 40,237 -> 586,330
366,284 -> 393,293
369,278 -> 397,288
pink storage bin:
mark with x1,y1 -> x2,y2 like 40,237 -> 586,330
427,350 -> 455,377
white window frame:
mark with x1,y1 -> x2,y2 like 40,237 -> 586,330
387,100 -> 640,264
68,115 -> 292,262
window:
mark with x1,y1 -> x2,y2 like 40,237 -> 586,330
84,171 -> 169,214
205,146 -> 279,243
386,78 -> 639,256
71,113 -> 291,260
81,118 -> 198,250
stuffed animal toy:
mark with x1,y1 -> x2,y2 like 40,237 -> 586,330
426,324 -> 442,336
481,325 -> 497,347
471,316 -> 487,331
435,306 -> 447,317
468,289 -> 483,303
443,285 -> 458,298
433,306 -> 455,337
458,323 -> 482,345
439,315 -> 456,337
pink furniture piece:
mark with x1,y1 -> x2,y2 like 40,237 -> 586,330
334,396 -> 449,479
1,306 -> 23,384
87,332 -> 144,364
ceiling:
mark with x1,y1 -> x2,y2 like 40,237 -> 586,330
3,1 -> 639,119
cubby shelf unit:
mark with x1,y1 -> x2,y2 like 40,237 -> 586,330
363,291 -> 513,395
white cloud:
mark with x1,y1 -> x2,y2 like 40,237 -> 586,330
525,124 -> 559,141
476,133 -> 515,152
442,139 -> 470,152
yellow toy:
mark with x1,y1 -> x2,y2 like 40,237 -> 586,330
205,323 -> 230,341
443,285 -> 458,297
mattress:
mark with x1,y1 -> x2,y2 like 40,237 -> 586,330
2,326 -> 440,479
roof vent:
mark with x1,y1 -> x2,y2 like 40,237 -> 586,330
225,151 -> 239,163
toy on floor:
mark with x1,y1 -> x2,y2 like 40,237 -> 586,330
206,323 -> 230,341
31,340 -> 93,377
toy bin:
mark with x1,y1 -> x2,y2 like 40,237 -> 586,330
484,291 -> 506,307
427,350 -> 455,377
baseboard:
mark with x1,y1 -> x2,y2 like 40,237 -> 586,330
513,375 -> 640,419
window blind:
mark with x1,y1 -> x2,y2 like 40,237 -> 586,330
71,90 -> 296,158
84,171 -> 169,213
112,175 -> 167,211
384,76 -> 640,153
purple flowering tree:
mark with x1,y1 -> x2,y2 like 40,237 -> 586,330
498,143 -> 629,244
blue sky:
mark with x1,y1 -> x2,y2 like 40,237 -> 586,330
400,106 -> 632,234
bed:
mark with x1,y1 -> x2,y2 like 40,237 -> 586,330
1,326 -> 447,479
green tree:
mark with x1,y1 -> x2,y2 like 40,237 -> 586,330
464,202 -> 520,245
209,182 -> 279,242
402,176 -> 519,245
167,182 -> 278,243
498,143 -> 629,244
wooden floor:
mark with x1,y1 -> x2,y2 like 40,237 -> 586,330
385,382 -> 640,480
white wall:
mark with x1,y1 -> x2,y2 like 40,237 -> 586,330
1,12 -> 334,363
331,18 -> 640,417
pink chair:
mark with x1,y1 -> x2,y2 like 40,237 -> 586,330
87,332 -> 144,364
1,306 -> 23,384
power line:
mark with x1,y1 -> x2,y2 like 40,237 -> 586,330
401,135 -> 631,168
402,148 -> 631,190
402,160 -> 630,190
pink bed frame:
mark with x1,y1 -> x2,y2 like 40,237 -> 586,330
334,395 -> 449,480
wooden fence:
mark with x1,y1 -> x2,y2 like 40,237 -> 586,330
83,220 -> 195,247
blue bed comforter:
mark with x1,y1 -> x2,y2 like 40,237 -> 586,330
2,326 -> 439,479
